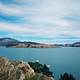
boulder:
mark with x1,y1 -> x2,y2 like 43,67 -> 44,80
0,57 -> 35,80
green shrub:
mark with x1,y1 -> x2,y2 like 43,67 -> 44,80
28,62 -> 53,77
59,73 -> 76,80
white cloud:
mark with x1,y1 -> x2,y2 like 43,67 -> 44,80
0,3 -> 25,16
0,22 -> 33,33
0,22 -> 58,36
0,0 -> 80,43
55,20 -> 71,27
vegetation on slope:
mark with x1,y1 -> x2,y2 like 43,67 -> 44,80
28,62 -> 53,77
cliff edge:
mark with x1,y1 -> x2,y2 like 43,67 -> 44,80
0,57 -> 53,80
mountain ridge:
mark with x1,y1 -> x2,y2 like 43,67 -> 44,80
0,37 -> 55,48
0,37 -> 80,47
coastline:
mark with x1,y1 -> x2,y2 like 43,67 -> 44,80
0,38 -> 80,48
0,57 -> 54,80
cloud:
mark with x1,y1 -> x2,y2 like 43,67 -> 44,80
0,0 -> 80,43
0,12 -> 25,23
0,22 -> 32,33
63,15 -> 80,21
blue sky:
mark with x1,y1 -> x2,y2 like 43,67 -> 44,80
0,0 -> 80,44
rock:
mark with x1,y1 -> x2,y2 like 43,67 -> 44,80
0,57 -> 35,80
28,73 -> 54,80
0,57 -> 53,80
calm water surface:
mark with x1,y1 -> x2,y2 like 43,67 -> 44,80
0,47 -> 80,80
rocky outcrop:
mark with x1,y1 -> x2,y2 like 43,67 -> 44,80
0,57 -> 35,80
0,57 -> 53,80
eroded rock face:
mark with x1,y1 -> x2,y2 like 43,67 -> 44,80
0,57 -> 35,80
0,57 -> 53,80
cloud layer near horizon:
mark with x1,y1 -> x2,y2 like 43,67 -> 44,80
0,0 -> 80,43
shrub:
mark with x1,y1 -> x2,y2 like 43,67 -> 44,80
59,73 -> 76,80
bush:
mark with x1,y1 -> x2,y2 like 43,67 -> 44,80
28,75 -> 43,80
28,62 -> 53,77
59,73 -> 76,80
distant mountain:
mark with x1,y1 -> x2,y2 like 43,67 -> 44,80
0,37 -> 79,48
0,38 -> 56,48
72,42 -> 80,47
0,38 -> 19,47
27,41 -> 41,44
64,42 -> 80,47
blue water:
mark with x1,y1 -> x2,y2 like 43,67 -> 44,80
0,47 -> 80,80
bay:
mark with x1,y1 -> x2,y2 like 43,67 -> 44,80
0,47 -> 80,80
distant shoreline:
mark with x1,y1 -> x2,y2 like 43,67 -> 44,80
0,37 -> 80,48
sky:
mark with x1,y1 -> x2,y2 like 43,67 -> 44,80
0,0 -> 80,44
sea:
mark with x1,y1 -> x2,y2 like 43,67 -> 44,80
0,47 -> 80,80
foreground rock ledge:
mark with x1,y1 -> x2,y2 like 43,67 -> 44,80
0,57 -> 53,80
